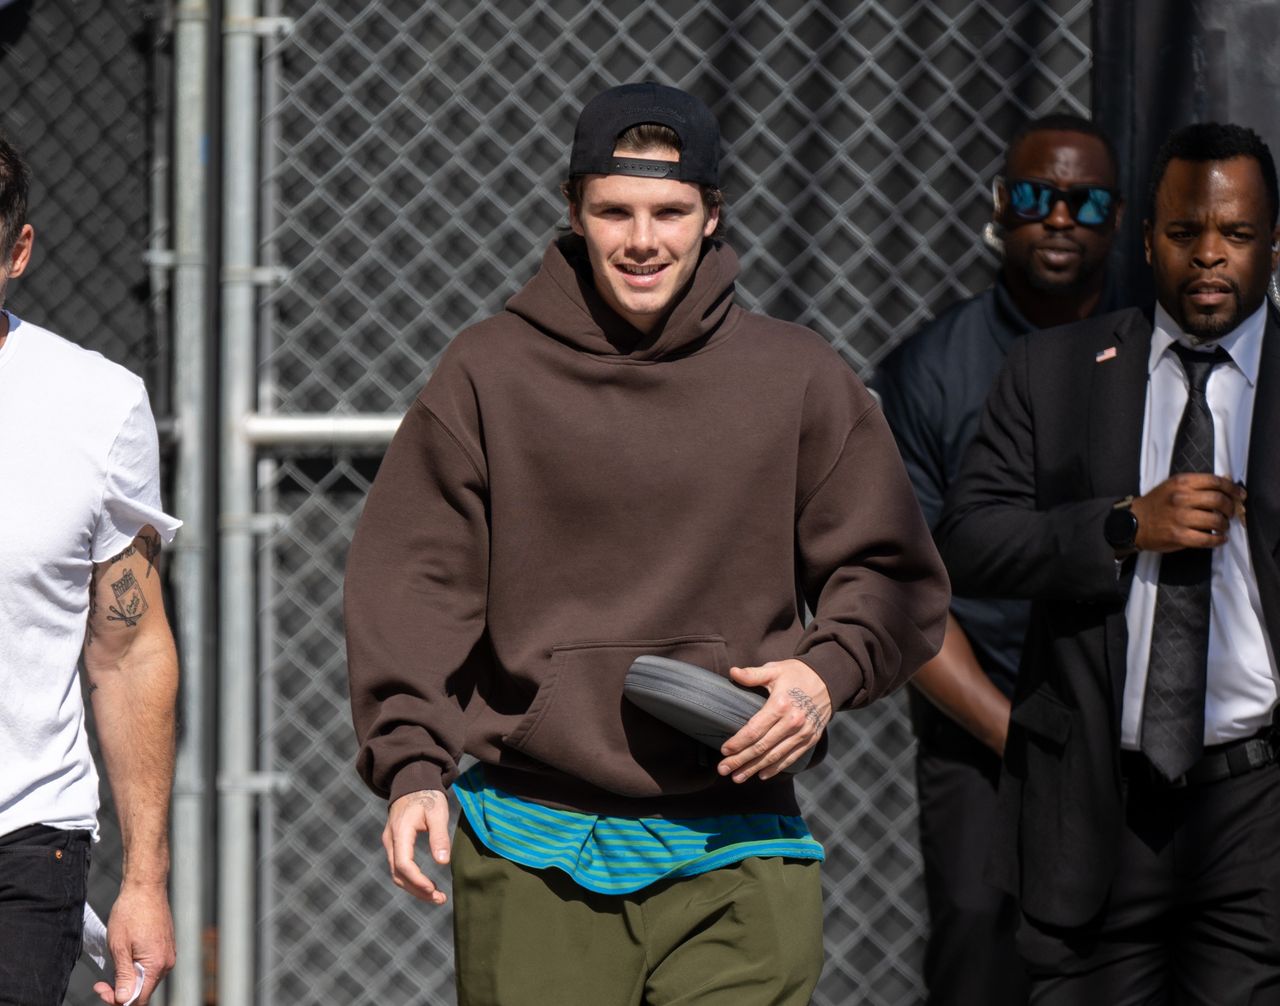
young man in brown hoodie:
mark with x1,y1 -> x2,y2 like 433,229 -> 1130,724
345,82 -> 949,1005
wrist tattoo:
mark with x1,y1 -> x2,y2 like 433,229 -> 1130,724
788,687 -> 826,730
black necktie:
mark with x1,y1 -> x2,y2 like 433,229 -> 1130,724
1141,343 -> 1230,781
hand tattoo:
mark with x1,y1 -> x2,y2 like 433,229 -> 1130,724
788,687 -> 826,731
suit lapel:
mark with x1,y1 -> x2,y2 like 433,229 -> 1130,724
1087,309 -> 1150,500
1083,309 -> 1150,721
1246,309 -> 1280,638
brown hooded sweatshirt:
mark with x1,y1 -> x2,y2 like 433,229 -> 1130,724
345,235 -> 948,817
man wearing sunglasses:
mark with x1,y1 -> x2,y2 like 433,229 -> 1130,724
937,122 -> 1280,1001
874,114 -> 1123,1006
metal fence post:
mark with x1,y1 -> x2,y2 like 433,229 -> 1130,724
219,0 -> 260,1002
170,1 -> 212,1003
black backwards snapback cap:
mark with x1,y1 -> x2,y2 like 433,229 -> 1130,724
568,82 -> 721,187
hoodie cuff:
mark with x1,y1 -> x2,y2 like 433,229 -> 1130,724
388,761 -> 448,804
795,641 -> 867,710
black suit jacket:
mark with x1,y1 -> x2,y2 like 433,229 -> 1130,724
934,305 -> 1280,927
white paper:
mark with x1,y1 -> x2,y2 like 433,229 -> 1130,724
82,903 -> 109,971
123,963 -> 146,1006
81,904 -> 146,1004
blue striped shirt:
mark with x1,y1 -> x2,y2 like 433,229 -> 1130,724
453,765 -> 823,895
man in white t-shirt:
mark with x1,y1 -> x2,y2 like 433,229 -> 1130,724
0,135 -> 180,1005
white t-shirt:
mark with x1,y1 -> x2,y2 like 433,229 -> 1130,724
0,313 -> 180,839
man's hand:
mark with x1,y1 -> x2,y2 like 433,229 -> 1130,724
718,659 -> 832,782
912,613 -> 1012,757
1131,473 -> 1245,553
92,881 -> 175,1005
383,789 -> 452,905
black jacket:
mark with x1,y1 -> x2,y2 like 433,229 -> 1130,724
934,305 -> 1280,926
874,282 -> 1033,696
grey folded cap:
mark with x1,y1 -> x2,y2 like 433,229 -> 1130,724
623,655 -> 813,774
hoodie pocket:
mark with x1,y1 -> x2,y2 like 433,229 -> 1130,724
504,634 -> 730,798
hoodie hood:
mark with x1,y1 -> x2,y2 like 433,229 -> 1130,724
505,234 -> 741,361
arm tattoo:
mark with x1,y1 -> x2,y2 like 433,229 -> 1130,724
84,572 -> 101,649
106,569 -> 150,627
137,529 -> 162,579
788,687 -> 826,731
84,530 -> 162,648
101,530 -> 162,579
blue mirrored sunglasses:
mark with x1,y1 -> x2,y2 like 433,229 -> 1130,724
1003,178 -> 1117,228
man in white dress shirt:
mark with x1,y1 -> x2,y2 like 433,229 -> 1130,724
935,121 -> 1280,1002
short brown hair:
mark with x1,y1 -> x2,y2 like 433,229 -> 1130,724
0,132 -> 30,257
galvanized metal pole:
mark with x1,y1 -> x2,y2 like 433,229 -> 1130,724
146,10 -> 173,422
254,2 -> 281,989
169,1 -> 210,1004
241,413 -> 402,446
219,0 -> 260,1002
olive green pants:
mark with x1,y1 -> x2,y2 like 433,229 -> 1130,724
451,817 -> 824,1006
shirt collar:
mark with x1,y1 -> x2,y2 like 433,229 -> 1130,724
1150,299 -> 1267,386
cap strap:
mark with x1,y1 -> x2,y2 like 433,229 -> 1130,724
607,156 -> 680,179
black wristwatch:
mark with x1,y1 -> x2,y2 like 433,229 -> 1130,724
1104,495 -> 1139,552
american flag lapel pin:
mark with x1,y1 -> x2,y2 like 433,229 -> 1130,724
1095,346 -> 1117,363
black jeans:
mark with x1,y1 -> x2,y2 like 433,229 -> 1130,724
0,824 -> 91,1006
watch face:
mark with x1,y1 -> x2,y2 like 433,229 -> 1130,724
1104,506 -> 1138,549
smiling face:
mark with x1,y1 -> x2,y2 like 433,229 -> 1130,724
999,129 -> 1120,301
568,146 -> 720,334
1145,156 -> 1280,343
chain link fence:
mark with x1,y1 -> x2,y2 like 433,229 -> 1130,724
1,0 -> 1095,1002
255,2 -> 1090,1004
0,3 -> 167,1004
0,0 -> 166,398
